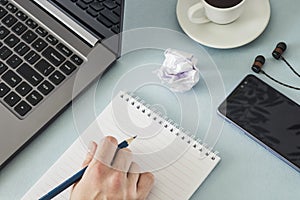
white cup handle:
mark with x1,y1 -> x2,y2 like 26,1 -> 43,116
188,2 -> 210,24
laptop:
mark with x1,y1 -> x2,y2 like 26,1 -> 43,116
0,0 -> 125,167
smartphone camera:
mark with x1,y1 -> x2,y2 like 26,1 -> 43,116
240,81 -> 248,89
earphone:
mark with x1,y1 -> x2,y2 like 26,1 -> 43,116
272,42 -> 300,78
252,42 -> 300,90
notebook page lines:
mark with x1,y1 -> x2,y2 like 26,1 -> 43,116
141,147 -> 218,200
21,139 -> 86,200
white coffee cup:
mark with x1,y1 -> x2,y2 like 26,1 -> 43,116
188,0 -> 246,25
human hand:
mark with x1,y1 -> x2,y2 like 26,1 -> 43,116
70,136 -> 154,200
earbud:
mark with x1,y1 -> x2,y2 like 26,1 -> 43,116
272,42 -> 287,60
272,42 -> 300,78
251,53 -> 300,90
252,55 -> 265,73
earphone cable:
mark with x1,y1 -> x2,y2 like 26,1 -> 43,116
281,57 -> 300,78
261,70 -> 300,90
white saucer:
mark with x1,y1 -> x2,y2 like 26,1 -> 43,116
176,0 -> 271,49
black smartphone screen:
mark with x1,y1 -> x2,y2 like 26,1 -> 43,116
218,75 -> 300,171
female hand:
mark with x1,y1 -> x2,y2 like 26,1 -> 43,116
70,136 -> 154,200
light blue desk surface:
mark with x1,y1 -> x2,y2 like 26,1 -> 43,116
1,0 -> 300,199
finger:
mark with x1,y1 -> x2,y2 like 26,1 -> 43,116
91,136 -> 118,166
128,162 -> 140,182
137,172 -> 155,198
127,162 -> 140,191
111,148 -> 133,172
72,141 -> 97,190
82,141 -> 97,167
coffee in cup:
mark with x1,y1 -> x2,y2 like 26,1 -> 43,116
188,0 -> 246,25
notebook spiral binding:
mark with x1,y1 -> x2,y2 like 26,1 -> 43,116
119,91 -> 218,161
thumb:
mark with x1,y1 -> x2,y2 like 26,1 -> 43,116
71,141 -> 97,191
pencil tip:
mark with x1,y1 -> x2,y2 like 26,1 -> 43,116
133,135 -> 137,139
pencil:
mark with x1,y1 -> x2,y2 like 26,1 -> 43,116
39,136 -> 137,200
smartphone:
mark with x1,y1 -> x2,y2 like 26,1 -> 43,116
218,74 -> 300,172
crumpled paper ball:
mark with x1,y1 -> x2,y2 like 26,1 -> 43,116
155,48 -> 200,92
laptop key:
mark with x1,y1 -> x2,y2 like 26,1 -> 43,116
111,25 -> 119,34
113,7 -> 121,16
60,61 -> 77,75
12,22 -> 27,35
103,1 -> 117,9
4,34 -> 20,47
4,91 -> 21,107
0,46 -> 12,60
2,70 -> 21,87
100,9 -> 119,24
0,6 -> 8,19
32,38 -> 48,52
71,54 -> 83,65
97,15 -> 112,28
26,91 -> 43,106
25,50 -> 40,64
14,101 -> 32,116
37,80 -> 54,95
49,71 -> 65,85
16,11 -> 28,21
2,14 -> 17,27
25,18 -> 38,29
0,26 -> 10,39
90,2 -> 104,11
0,61 -> 8,75
17,63 -> 44,86
115,0 -> 121,5
22,30 -> 38,44
0,0 -> 8,6
36,26 -> 48,37
76,1 -> 88,10
56,43 -> 72,57
87,8 -> 98,17
35,59 -> 54,76
16,82 -> 32,96
14,42 -> 30,56
46,34 -> 58,45
6,54 -> 22,69
42,46 -> 66,66
0,82 -> 9,97
6,3 -> 18,13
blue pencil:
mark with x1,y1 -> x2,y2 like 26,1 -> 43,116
39,136 -> 137,200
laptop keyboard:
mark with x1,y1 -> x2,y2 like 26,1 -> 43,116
50,0 -> 123,40
0,1 -> 84,118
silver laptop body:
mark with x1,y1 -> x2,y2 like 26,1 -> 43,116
0,0 -> 122,167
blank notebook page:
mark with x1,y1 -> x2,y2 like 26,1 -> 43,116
22,92 -> 220,200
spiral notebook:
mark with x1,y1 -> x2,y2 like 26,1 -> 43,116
22,91 -> 220,200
